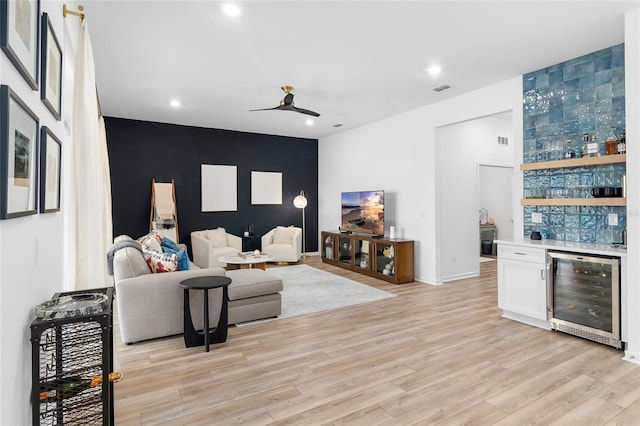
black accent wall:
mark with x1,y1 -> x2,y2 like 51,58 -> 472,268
105,117 -> 318,255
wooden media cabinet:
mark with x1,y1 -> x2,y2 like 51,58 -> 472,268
321,231 -> 414,284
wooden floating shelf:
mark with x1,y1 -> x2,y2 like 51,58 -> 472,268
520,154 -> 626,171
521,198 -> 626,206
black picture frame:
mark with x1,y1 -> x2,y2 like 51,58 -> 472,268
0,0 -> 40,90
39,126 -> 61,213
0,85 -> 39,219
40,12 -> 62,120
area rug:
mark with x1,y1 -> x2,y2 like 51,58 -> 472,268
240,264 -> 396,323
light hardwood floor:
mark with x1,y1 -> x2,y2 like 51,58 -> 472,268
113,257 -> 640,425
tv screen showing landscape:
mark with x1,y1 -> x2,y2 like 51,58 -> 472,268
341,190 -> 384,236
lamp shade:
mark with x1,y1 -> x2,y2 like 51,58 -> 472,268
293,191 -> 307,209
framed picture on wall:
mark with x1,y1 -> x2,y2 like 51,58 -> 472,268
251,171 -> 282,205
40,12 -> 62,120
201,164 -> 237,212
0,85 -> 39,219
39,126 -> 61,213
0,0 -> 40,89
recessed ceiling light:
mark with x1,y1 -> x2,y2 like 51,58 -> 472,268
426,65 -> 442,76
169,99 -> 181,108
305,118 -> 314,126
222,3 -> 241,17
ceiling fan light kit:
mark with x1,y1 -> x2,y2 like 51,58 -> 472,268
250,85 -> 321,117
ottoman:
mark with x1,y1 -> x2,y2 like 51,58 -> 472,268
225,269 -> 283,324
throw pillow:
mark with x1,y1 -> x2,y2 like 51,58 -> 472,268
161,238 -> 189,271
142,248 -> 178,273
137,232 -> 163,252
273,226 -> 294,244
143,236 -> 163,253
207,227 -> 227,248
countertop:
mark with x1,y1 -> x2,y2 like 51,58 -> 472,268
495,238 -> 627,257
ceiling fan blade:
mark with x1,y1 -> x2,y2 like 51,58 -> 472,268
249,106 -> 285,112
291,106 -> 321,117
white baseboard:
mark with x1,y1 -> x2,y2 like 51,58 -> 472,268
623,351 -> 640,365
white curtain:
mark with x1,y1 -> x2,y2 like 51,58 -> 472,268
71,21 -> 113,290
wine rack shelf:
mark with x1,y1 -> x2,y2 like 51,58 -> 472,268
30,287 -> 114,426
520,154 -> 626,171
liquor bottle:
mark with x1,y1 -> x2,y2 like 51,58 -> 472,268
588,133 -> 600,157
605,127 -> 618,155
39,372 -> 121,402
618,131 -> 626,154
581,133 -> 589,157
564,139 -> 577,158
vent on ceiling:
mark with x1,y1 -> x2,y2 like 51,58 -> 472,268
498,136 -> 509,145
432,84 -> 451,92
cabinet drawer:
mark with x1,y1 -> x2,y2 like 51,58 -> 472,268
498,245 -> 546,263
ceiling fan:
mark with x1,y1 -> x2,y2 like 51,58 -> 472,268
250,86 -> 320,117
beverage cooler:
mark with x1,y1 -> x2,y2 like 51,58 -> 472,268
547,250 -> 622,349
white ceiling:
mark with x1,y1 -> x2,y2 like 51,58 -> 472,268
82,1 -> 639,139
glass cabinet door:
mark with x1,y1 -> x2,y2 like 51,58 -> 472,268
551,257 -> 615,333
374,242 -> 395,277
354,239 -> 370,270
338,238 -> 352,265
322,234 -> 334,260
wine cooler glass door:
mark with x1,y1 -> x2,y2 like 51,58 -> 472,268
547,251 -> 621,347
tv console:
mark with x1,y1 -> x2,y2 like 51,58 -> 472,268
321,231 -> 414,284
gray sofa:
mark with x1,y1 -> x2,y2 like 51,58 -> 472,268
112,235 -> 282,344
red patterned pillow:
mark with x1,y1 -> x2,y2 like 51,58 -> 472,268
142,248 -> 178,273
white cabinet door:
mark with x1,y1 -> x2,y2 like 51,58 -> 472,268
498,258 -> 547,321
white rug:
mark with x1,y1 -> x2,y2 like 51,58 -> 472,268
243,264 -> 396,322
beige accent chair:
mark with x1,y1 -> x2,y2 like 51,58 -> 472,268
261,226 -> 302,262
191,228 -> 242,268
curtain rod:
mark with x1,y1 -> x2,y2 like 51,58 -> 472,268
63,4 -> 85,20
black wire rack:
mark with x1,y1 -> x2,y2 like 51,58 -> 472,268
30,287 -> 114,425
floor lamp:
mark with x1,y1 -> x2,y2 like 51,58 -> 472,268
293,190 -> 308,258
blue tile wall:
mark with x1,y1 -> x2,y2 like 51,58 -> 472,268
522,44 -> 626,244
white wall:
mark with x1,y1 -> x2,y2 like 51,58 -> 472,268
623,8 -> 640,363
436,114 -> 514,281
0,2 -> 81,423
319,77 -> 523,284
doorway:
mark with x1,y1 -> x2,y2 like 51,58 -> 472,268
436,111 -> 514,282
478,164 -> 514,257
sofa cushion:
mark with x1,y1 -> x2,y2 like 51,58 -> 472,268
207,227 -> 227,248
273,226 -> 295,244
225,269 -> 283,301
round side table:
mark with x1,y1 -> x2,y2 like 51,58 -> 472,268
179,276 -> 232,352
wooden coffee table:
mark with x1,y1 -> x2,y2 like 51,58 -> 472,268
218,252 -> 275,270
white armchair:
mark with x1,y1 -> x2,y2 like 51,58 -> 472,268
261,226 -> 302,263
191,228 -> 242,268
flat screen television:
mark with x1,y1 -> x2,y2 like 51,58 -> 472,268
341,190 -> 384,236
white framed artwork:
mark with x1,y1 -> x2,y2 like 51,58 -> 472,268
251,171 -> 282,205
201,164 -> 237,212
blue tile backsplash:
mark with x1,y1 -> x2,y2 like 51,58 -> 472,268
522,44 -> 626,244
